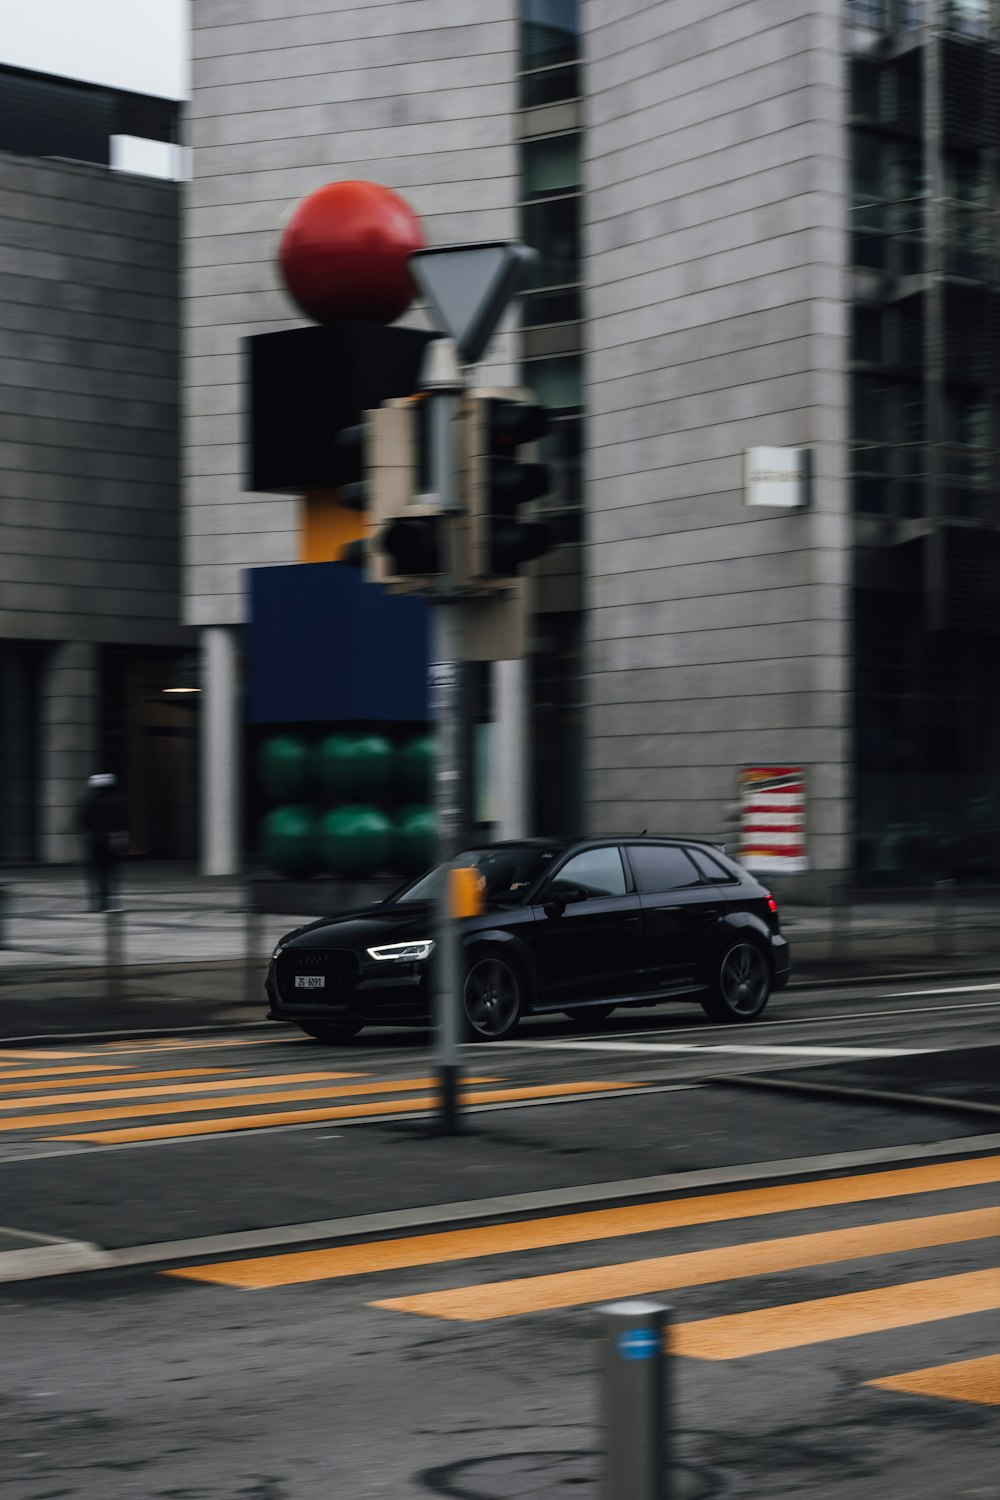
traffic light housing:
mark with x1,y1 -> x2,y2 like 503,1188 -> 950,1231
463,390 -> 554,580
343,399 -> 444,589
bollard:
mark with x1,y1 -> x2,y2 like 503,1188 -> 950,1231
104,907 -> 124,1006
600,1299 -> 670,1500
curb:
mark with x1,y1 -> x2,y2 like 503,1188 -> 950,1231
0,1235 -> 116,1284
4,1130 -> 1000,1288
708,1071 -> 1000,1120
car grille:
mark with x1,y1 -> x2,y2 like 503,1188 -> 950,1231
275,948 -> 359,1006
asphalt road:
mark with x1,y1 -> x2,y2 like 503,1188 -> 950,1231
1,976 -> 998,1498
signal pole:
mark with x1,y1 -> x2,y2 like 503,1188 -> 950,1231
422,338 -> 466,1133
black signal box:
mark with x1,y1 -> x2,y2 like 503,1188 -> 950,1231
245,322 -> 436,493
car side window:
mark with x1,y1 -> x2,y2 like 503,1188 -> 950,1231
552,847 -> 627,899
626,844 -> 703,893
686,847 -> 741,885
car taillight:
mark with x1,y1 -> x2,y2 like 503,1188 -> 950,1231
765,893 -> 778,915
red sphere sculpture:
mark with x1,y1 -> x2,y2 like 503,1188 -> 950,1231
277,180 -> 425,325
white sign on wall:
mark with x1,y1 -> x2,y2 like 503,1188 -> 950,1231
743,447 -> 810,508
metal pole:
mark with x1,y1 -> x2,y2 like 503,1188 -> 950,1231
0,882 -> 7,950
104,906 -> 124,1006
423,338 -> 466,1134
600,1300 -> 670,1500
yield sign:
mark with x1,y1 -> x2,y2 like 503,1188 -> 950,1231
408,241 -> 538,365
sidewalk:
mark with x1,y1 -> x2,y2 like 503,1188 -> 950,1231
1,861 -> 999,1042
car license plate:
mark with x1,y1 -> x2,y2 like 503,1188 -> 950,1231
294,975 -> 325,989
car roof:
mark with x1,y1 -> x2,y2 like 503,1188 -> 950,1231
469,835 -> 730,852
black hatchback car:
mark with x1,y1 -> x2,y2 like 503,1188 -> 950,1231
266,836 -> 790,1043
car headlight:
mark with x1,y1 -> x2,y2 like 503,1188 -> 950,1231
271,944 -> 285,960
366,939 -> 435,962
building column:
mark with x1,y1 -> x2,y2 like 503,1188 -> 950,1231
492,657 -> 530,839
200,625 -> 241,876
39,641 -> 99,863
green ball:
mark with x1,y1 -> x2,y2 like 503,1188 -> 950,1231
398,736 -> 435,801
393,805 -> 436,876
256,736 -> 312,802
318,805 -> 392,878
258,805 -> 320,878
315,734 -> 393,802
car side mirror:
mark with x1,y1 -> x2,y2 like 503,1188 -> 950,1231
544,882 -> 589,915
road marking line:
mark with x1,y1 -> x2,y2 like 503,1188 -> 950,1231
163,1154 -> 1000,1291
62,1081 -> 640,1145
672,1269 -> 1000,1360
99,1036 -> 309,1055
0,1076 -> 498,1131
865,1353 -> 1000,1407
883,984 -> 1000,997
372,1207 -> 999,1321
0,1063 -> 136,1081
0,1070 -> 364,1108
0,1049 -> 95,1061
0,1068 -> 246,1094
503,1040 -> 931,1059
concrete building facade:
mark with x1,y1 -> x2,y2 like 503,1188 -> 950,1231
0,68 -> 194,863
184,0 -> 1000,893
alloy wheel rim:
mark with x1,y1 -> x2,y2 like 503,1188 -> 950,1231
464,958 -> 520,1037
719,943 -> 768,1014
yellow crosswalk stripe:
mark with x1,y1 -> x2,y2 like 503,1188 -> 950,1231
0,1076 -> 497,1132
164,1154 -> 1000,1290
370,1207 -> 999,1321
865,1353 -> 1000,1407
0,1067 -> 246,1095
0,1070 -> 363,1109
672,1269 -> 1000,1360
85,1081 -> 639,1146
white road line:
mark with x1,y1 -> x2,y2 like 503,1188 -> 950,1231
499,1040 -> 932,1059
882,983 -> 1000,998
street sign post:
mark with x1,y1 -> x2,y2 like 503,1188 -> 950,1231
409,244 -> 539,1133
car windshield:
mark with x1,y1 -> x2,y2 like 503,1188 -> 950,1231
391,845 -> 563,905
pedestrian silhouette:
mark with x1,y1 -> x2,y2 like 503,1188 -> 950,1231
76,773 -> 128,912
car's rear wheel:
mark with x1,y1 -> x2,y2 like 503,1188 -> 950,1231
563,1004 -> 617,1027
701,939 -> 771,1023
463,953 -> 523,1042
298,1019 -> 365,1044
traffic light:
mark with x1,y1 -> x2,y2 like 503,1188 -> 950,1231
462,390 -> 554,580
343,399 -> 444,589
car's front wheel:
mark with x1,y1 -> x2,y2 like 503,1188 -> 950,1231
701,939 -> 771,1023
298,1019 -> 365,1044
463,953 -> 524,1041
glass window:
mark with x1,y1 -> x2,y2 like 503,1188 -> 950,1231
627,845 -> 703,893
523,195 -> 580,287
686,848 -> 741,885
393,845 -> 561,904
523,353 -> 582,411
521,0 -> 579,69
552,846 -> 626,898
522,134 -> 580,198
522,288 -> 582,327
520,63 -> 580,108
